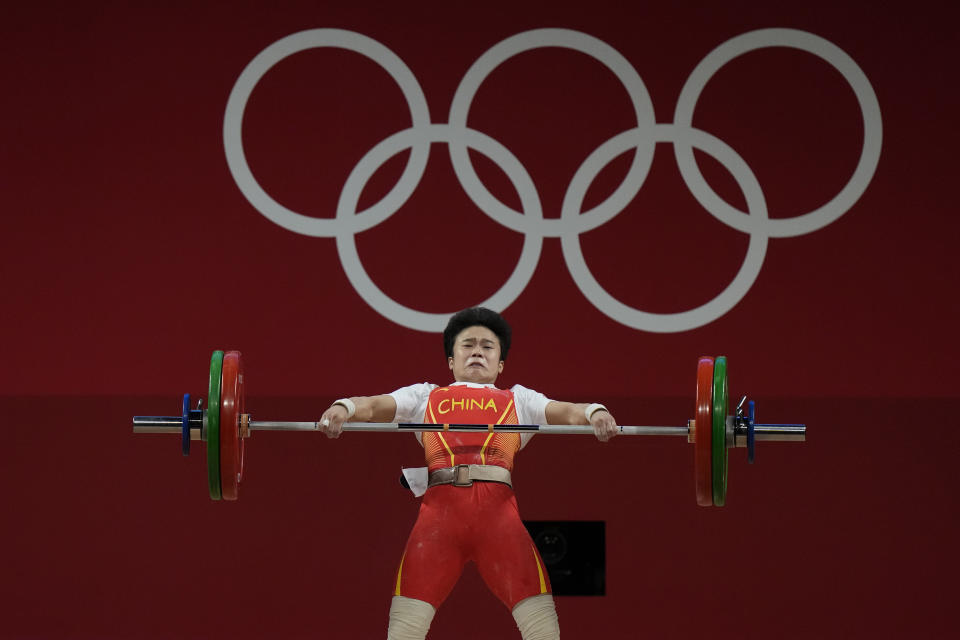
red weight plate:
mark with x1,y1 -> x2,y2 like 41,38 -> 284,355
695,357 -> 714,507
238,356 -> 245,485
220,351 -> 244,501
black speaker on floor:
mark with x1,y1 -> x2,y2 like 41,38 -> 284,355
523,520 -> 605,596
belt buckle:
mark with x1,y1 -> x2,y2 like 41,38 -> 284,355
452,464 -> 473,487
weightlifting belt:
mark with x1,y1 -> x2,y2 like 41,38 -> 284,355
427,464 -> 512,489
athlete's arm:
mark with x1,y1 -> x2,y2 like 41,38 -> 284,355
545,401 -> 618,442
319,394 -> 398,439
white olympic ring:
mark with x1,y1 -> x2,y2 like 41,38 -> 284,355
223,27 -> 882,333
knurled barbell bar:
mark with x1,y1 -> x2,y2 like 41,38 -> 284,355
132,351 -> 806,505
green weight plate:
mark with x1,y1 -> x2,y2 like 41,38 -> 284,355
207,350 -> 224,501
712,356 -> 729,506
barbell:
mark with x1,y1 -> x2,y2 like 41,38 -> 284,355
132,350 -> 805,505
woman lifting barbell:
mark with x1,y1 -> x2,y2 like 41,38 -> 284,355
318,307 -> 619,640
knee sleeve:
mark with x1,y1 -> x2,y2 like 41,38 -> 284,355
387,596 -> 436,640
512,594 -> 560,640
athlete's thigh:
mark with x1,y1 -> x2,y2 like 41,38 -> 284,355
394,490 -> 468,608
472,490 -> 551,609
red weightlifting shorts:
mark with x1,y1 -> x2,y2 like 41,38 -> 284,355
393,482 -> 551,610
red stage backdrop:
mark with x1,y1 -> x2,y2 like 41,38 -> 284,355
2,1 -> 957,638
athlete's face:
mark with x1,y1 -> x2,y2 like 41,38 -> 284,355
448,325 -> 504,384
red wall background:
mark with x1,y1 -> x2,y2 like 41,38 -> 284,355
2,1 -> 958,638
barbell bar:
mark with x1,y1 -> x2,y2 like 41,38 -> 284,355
132,350 -> 806,505
133,418 -> 803,440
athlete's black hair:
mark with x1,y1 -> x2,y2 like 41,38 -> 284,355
443,307 -> 512,361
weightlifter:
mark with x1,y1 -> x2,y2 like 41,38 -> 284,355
318,307 -> 618,640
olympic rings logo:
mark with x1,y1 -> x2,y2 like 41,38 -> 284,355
224,28 -> 882,332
